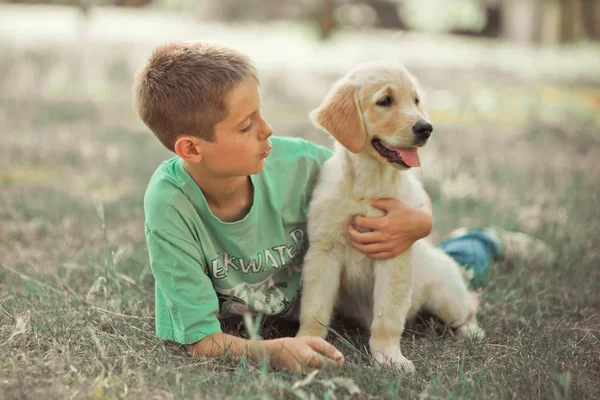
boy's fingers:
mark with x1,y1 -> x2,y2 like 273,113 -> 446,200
348,224 -> 382,244
353,215 -> 384,231
303,353 -> 343,373
370,251 -> 394,260
307,337 -> 344,362
370,197 -> 403,212
351,241 -> 389,255
304,353 -> 328,369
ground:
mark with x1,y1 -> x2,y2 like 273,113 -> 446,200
1,4 -> 599,399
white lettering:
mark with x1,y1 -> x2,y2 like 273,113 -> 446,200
264,249 -> 279,269
223,252 -> 238,273
286,245 -> 297,260
273,245 -> 288,266
239,258 -> 251,274
255,252 -> 263,272
290,228 -> 305,246
211,258 -> 226,279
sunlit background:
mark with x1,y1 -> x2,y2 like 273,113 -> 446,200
1,0 -> 599,398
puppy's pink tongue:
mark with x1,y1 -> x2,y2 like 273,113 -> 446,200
396,148 -> 420,167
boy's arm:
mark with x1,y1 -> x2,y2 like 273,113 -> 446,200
189,333 -> 344,374
146,229 -> 223,344
147,225 -> 344,374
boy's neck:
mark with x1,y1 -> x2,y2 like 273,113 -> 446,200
183,160 -> 254,222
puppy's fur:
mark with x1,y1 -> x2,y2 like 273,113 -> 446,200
296,61 -> 484,373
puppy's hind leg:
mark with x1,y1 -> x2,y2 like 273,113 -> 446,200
297,249 -> 342,339
369,253 -> 415,373
427,282 -> 485,341
455,291 -> 485,340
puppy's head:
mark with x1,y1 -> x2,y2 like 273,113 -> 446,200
310,61 -> 432,170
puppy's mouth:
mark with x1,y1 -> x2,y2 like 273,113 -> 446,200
371,138 -> 421,168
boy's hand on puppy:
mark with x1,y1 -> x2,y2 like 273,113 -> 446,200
348,197 -> 433,260
267,336 -> 344,375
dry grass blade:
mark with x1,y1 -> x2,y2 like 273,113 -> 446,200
292,370 -> 319,390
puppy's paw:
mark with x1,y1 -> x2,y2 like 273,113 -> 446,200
373,349 -> 415,373
457,323 -> 485,341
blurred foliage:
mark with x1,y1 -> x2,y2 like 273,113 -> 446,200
2,0 -> 596,42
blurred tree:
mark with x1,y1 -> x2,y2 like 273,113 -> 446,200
6,0 -> 596,42
364,0 -> 407,30
315,0 -> 410,39
581,0 -> 600,39
558,0 -> 600,41
449,0 -> 502,37
315,0 -> 337,39
501,0 -> 599,44
559,0 -> 583,41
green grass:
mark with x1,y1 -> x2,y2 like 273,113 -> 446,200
1,32 -> 600,399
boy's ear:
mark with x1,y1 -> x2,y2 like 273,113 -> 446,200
309,80 -> 366,153
174,136 -> 203,163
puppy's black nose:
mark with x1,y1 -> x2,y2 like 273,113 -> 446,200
412,120 -> 433,139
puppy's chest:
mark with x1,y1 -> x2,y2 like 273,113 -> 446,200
350,177 -> 423,218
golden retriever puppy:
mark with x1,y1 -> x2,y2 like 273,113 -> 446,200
296,61 -> 484,373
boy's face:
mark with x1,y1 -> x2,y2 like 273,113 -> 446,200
200,76 -> 273,177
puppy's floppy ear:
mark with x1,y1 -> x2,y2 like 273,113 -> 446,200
310,80 -> 366,153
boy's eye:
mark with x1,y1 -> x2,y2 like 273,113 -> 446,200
241,123 -> 253,133
415,97 -> 420,105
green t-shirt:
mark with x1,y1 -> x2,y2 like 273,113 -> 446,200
144,136 -> 333,344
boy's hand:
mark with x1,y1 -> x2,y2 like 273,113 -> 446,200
266,336 -> 344,375
348,198 -> 433,260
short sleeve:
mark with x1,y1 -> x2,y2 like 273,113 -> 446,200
146,229 -> 222,344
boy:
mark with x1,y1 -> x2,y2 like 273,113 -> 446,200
135,41 -> 552,374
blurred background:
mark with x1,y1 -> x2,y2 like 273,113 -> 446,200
1,1 -> 599,398
1,0 -> 599,237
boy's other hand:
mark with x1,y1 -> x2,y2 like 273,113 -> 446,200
267,336 -> 344,374
348,197 -> 433,260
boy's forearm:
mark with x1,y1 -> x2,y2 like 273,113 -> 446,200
416,191 -> 433,238
188,332 -> 279,365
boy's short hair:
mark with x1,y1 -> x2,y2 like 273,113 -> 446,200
134,41 -> 257,152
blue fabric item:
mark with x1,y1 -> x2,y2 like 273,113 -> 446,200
437,229 -> 504,289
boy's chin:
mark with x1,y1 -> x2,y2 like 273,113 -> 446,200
249,159 -> 267,174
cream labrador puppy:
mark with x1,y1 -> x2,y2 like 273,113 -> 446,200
296,61 -> 484,373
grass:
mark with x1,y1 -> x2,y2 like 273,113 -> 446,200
1,24 -> 600,399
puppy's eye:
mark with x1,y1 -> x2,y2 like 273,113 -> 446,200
415,97 -> 420,105
376,95 -> 393,107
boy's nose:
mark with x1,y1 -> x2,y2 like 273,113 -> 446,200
261,120 -> 274,138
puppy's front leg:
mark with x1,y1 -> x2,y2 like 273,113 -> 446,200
369,251 -> 415,373
297,249 -> 342,339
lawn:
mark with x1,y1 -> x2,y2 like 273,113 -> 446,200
1,7 -> 599,399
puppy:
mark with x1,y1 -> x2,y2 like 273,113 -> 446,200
296,61 -> 484,373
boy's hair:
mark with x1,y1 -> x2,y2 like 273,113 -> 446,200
134,41 -> 257,152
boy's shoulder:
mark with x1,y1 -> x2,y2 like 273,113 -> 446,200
144,156 -> 182,197
144,157 -> 191,228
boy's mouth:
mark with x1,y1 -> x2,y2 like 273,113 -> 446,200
259,147 -> 272,159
